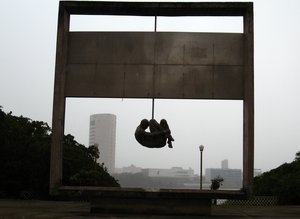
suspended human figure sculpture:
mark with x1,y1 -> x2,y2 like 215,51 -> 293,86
135,118 -> 174,148
134,19 -> 175,149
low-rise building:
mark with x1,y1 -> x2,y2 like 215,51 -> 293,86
205,168 -> 242,189
143,167 -> 194,178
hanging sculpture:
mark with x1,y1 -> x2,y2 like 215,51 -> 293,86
135,118 -> 174,148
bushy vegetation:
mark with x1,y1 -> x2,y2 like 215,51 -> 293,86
210,176 -> 224,190
0,107 -> 119,199
253,152 -> 300,205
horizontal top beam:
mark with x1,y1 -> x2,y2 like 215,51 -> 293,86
60,1 -> 253,16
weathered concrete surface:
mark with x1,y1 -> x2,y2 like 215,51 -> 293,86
91,197 -> 211,215
50,2 -> 254,196
59,187 -> 244,215
0,199 -> 300,219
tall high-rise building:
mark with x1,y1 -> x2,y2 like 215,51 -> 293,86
89,114 -> 116,174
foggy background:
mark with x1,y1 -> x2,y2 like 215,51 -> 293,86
0,0 -> 300,174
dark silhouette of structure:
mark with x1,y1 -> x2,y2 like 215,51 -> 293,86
135,119 -> 174,148
50,1 -> 253,215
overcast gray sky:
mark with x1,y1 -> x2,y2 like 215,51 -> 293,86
0,0 -> 300,174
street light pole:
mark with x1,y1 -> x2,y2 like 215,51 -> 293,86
199,145 -> 204,190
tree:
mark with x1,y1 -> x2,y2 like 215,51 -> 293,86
295,151 -> 300,161
210,176 -> 224,190
0,107 -> 51,198
62,134 -> 119,187
69,169 -> 119,187
87,144 -> 100,165
210,176 -> 224,205
253,155 -> 300,205
0,107 -> 119,199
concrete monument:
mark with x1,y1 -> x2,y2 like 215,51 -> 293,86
50,1 -> 253,215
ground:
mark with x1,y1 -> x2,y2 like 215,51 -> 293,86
0,199 -> 299,219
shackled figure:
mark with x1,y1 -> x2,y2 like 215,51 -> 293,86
135,119 -> 174,148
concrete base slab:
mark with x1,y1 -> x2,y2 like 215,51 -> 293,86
58,186 -> 247,216
90,197 -> 211,215
2,200 -> 300,218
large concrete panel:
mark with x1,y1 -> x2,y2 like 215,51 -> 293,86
214,66 -> 244,99
97,33 -> 155,64
65,64 -> 96,96
94,65 -> 124,97
155,33 -> 186,65
183,66 -> 214,98
68,33 -> 98,64
155,33 -> 243,65
68,32 -> 155,65
65,63 -> 243,99
123,65 -> 154,98
214,34 -> 244,65
154,65 -> 184,98
154,65 -> 215,99
66,32 -> 244,99
68,32 -> 243,66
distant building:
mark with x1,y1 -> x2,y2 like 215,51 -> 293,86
89,114 -> 116,174
115,165 -> 194,178
221,159 -> 229,169
142,167 -> 194,178
205,160 -> 242,189
205,168 -> 242,189
114,166 -> 197,189
115,164 -> 142,174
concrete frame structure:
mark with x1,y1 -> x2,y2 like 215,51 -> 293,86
50,1 -> 253,205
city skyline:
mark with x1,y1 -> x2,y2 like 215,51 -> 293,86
114,159 -> 244,189
116,158 -> 242,175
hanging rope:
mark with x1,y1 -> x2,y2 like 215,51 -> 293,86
151,15 -> 157,120
152,99 -> 155,119
135,16 -> 174,149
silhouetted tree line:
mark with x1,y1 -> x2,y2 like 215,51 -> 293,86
0,107 -> 119,199
253,152 -> 300,205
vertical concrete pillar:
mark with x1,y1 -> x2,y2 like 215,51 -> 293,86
243,4 -> 254,195
49,3 -> 70,195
